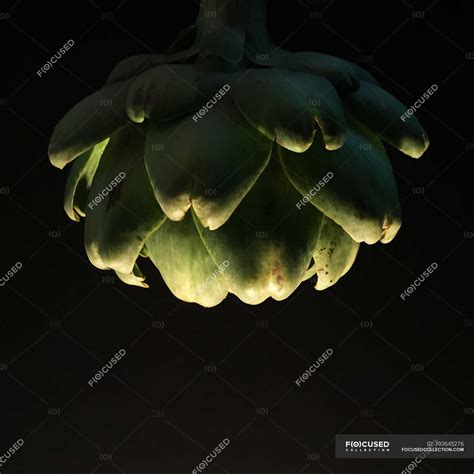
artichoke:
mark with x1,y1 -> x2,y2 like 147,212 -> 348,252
49,0 -> 429,307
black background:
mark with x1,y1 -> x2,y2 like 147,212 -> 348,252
1,0 -> 473,473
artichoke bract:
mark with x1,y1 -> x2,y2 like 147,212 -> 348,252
49,0 -> 429,307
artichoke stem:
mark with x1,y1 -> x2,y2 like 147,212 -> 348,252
195,0 -> 274,64
246,0 -> 276,58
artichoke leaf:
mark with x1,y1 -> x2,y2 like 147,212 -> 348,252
106,49 -> 197,84
343,81 -> 430,158
127,64 -> 232,124
85,124 -> 166,273
145,95 -> 272,230
279,123 -> 401,245
195,154 -> 324,305
249,49 -> 378,94
147,213 -> 229,307
312,216 -> 359,290
64,139 -> 108,222
233,68 -> 346,152
49,81 -> 131,169
116,263 -> 149,288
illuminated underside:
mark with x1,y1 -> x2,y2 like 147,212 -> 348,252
49,0 -> 429,307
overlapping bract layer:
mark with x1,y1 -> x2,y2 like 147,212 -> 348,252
49,48 -> 429,306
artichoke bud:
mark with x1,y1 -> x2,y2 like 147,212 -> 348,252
49,0 -> 429,307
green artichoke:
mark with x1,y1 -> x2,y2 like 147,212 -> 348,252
49,0 -> 429,307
